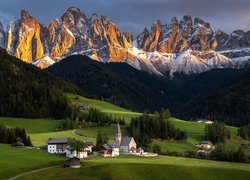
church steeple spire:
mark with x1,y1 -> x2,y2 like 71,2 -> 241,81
116,122 -> 122,146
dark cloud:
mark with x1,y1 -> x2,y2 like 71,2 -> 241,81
0,0 -> 249,36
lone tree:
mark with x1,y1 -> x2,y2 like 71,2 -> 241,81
68,138 -> 84,153
95,131 -> 104,151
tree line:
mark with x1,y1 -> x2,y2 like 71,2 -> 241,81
59,107 -> 125,130
0,125 -> 32,146
0,48 -> 82,119
205,121 -> 231,144
129,109 -> 187,147
238,124 -> 250,140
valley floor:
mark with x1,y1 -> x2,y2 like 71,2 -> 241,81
14,155 -> 250,180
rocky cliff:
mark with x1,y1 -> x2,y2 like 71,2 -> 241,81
1,7 -> 250,75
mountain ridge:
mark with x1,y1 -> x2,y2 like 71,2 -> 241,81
0,7 -> 249,75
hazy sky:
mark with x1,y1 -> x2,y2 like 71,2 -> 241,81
0,0 -> 250,36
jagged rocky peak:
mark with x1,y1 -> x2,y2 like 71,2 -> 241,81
21,9 -> 33,21
2,7 -> 250,75
49,18 -> 61,43
124,32 -> 133,44
210,29 -> 229,50
6,17 -> 21,55
61,7 -> 87,31
194,17 -> 211,29
0,22 -> 5,48
179,15 -> 193,38
136,28 -> 149,49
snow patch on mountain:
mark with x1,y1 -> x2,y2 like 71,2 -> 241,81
32,56 -> 55,69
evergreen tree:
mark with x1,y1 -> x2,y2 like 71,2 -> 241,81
95,131 -> 104,150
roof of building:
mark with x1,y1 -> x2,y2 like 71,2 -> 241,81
102,144 -> 112,150
84,142 -> 94,146
117,123 -> 122,135
47,138 -> 69,144
64,157 -> 80,166
200,141 -> 212,145
121,137 -> 134,146
109,144 -> 120,148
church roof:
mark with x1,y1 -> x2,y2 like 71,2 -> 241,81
117,123 -> 122,135
120,137 -> 134,146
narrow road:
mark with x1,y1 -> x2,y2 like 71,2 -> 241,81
8,165 -> 59,180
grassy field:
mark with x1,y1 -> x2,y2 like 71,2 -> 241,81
18,155 -> 250,180
150,118 -> 240,153
30,125 -> 130,146
0,144 -> 65,179
0,117 -> 60,134
67,93 -> 141,123
75,125 -> 129,139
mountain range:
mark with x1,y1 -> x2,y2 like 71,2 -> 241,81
0,7 -> 249,75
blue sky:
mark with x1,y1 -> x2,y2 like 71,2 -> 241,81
0,0 -> 249,36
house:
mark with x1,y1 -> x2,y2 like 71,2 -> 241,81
64,157 -> 81,168
116,123 -> 137,154
47,138 -> 69,153
99,144 -> 120,157
65,146 -> 88,159
197,141 -> 213,149
197,119 -> 214,124
84,142 -> 94,152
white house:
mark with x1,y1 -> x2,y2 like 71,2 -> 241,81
65,146 -> 88,159
99,144 -> 120,157
197,119 -> 214,124
47,138 -> 69,153
84,142 -> 94,153
196,141 -> 213,149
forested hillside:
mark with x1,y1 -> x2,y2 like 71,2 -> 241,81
0,48 -> 83,119
47,55 -> 248,113
178,70 -> 250,126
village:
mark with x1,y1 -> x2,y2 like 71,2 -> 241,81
47,123 -> 157,168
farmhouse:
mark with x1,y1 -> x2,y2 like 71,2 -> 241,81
84,142 -> 94,152
99,144 -> 120,157
197,119 -> 214,124
197,141 -> 213,149
47,138 -> 69,153
116,123 -> 137,154
64,157 -> 81,168
65,146 -> 88,159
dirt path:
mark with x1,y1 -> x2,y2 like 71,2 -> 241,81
8,165 -> 59,180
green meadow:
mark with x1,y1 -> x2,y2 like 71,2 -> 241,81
0,144 -> 65,179
0,117 -> 60,133
0,94 -> 249,179
67,93 -> 141,123
18,156 -> 250,180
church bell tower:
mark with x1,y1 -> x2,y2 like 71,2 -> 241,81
116,123 -> 122,146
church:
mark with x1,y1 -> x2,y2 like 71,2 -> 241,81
116,123 -> 137,154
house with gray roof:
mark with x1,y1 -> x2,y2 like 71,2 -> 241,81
99,144 -> 120,157
47,137 -> 69,153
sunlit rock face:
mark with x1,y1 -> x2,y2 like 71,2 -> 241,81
15,9 -> 50,63
1,7 -> 250,75
0,22 -> 5,48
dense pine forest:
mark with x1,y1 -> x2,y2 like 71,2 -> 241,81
47,55 -> 247,113
0,48 -> 83,119
178,70 -> 250,126
130,110 -> 187,147
0,125 -> 32,146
